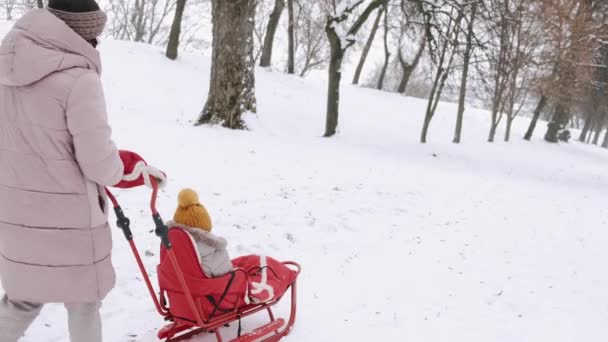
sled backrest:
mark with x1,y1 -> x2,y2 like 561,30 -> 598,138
159,227 -> 206,279
157,227 -> 248,323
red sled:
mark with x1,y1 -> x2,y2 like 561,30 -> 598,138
106,181 -> 301,342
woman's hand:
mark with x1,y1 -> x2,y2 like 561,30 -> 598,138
113,150 -> 167,189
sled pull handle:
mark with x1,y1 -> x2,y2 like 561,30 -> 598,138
105,189 -> 133,240
149,177 -> 172,249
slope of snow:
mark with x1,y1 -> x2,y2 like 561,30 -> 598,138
1,22 -> 608,342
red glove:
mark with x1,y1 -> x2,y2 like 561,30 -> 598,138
114,150 -> 167,189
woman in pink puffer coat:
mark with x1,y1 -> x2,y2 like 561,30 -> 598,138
0,1 -> 165,341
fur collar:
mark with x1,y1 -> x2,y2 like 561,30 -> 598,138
167,221 -> 227,249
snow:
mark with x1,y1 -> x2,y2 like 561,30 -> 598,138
2,21 -> 608,342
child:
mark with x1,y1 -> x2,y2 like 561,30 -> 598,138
168,189 -> 233,278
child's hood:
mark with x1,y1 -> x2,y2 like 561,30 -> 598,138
167,221 -> 228,250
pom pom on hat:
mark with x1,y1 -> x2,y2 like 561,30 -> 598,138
174,188 -> 212,232
178,188 -> 199,208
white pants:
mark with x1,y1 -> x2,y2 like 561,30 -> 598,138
0,295 -> 102,342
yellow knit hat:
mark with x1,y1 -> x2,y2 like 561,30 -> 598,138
173,188 -> 212,232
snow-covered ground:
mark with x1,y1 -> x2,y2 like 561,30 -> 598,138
2,20 -> 608,342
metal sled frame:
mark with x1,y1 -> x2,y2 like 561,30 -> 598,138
105,180 -> 300,342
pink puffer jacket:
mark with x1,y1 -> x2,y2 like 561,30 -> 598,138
0,9 -> 124,303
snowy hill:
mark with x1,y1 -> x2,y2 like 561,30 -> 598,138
2,21 -> 608,342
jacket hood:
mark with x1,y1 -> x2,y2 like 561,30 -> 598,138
168,221 -> 228,250
0,9 -> 101,87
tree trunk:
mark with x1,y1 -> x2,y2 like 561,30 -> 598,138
376,6 -> 390,90
602,128 -> 608,148
287,0 -> 295,74
397,36 -> 426,94
259,0 -> 285,67
197,0 -> 257,129
592,125 -> 602,145
323,0 -> 386,137
524,95 -> 547,141
352,7 -> 383,85
453,2 -> 477,144
545,103 -> 568,143
579,114 -> 593,142
166,0 -> 187,60
592,116 -> 604,145
505,116 -> 513,142
324,27 -> 343,137
37,0 -> 44,8
421,11 -> 462,143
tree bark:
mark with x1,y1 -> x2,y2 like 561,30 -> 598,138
453,2 -> 477,144
421,11 -> 463,143
397,37 -> 426,94
592,114 -> 605,145
488,4 -> 512,143
166,0 -> 187,60
37,0 -> 44,8
259,0 -> 285,67
287,0 -> 295,74
579,114 -> 593,142
197,0 -> 257,129
376,6 -> 390,90
602,128 -> 608,148
323,0 -> 387,137
545,103 -> 568,143
505,116 -> 514,142
324,28 -> 344,137
352,6 -> 383,85
524,95 -> 547,141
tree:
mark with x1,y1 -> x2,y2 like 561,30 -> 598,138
287,0 -> 295,74
376,4 -> 391,90
419,4 -> 464,143
396,32 -> 426,94
539,0 -> 607,143
196,0 -> 257,129
453,1 -> 478,144
37,0 -> 43,8
323,0 -> 387,137
106,0 -> 177,44
2,0 -> 16,20
166,0 -> 187,60
352,6 -> 383,85
523,95 -> 548,141
486,0 -> 513,142
293,0 -> 330,77
260,0 -> 285,67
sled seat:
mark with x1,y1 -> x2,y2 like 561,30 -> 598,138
156,227 -> 300,342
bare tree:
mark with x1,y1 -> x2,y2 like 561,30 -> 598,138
352,5 -> 383,85
166,0 -> 187,60
323,0 -> 387,137
294,0 -> 330,76
419,3 -> 464,143
396,31 -> 426,94
196,0 -> 257,129
523,95 -> 548,141
287,0 -> 295,73
376,3 -> 391,90
260,0 -> 285,67
2,0 -> 16,20
107,0 -> 176,44
453,1 -> 479,144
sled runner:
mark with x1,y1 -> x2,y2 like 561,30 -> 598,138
105,180 -> 301,342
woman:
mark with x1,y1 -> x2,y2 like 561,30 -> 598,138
0,1 -> 165,341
